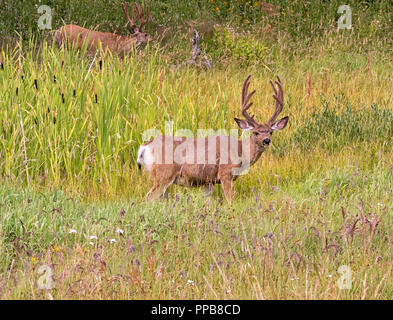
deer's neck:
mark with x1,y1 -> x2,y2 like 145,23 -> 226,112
241,137 -> 265,168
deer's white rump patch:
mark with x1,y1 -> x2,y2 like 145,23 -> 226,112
137,145 -> 154,171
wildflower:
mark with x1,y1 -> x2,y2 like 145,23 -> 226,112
215,7 -> 220,12
89,242 -> 94,246
69,229 -> 77,234
90,235 -> 98,240
187,280 -> 195,286
109,238 -> 116,244
116,228 -> 124,235
31,256 -> 38,266
52,245 -> 60,253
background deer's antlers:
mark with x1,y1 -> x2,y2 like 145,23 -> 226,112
122,2 -> 152,34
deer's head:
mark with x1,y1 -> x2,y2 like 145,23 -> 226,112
234,75 -> 289,151
122,2 -> 153,46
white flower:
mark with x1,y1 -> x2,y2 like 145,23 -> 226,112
69,229 -> 77,234
90,235 -> 98,240
327,274 -> 333,278
109,238 -> 116,244
89,242 -> 94,246
116,228 -> 124,235
187,280 -> 194,286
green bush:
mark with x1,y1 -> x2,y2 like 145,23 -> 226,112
208,25 -> 267,67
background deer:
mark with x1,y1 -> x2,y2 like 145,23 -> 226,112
54,2 -> 152,55
137,75 -> 289,204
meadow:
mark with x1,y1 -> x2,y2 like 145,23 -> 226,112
0,0 -> 392,299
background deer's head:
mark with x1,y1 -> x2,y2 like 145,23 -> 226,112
122,2 -> 153,46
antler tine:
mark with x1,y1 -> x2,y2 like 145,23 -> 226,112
268,76 -> 284,125
122,2 -> 137,34
241,75 -> 258,126
138,3 -> 152,32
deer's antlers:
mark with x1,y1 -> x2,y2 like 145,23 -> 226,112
241,75 -> 258,127
239,75 -> 285,127
122,2 -> 152,34
267,76 -> 284,125
136,3 -> 152,32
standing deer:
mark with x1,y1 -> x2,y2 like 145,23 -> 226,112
54,2 -> 152,55
137,75 -> 289,204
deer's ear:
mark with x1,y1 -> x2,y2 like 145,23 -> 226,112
272,116 -> 289,131
234,118 -> 254,130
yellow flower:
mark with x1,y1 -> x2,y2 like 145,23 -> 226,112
216,7 -> 220,12
52,245 -> 60,253
254,1 -> 259,7
31,256 -> 38,266
228,7 -> 231,11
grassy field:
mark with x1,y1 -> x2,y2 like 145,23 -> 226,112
0,0 -> 393,299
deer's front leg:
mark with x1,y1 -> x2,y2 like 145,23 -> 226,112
220,176 -> 233,205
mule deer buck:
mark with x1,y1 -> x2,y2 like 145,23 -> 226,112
137,75 -> 289,204
54,2 -> 152,55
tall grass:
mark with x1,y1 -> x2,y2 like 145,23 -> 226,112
0,36 -> 392,198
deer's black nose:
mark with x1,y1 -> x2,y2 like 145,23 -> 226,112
263,138 -> 271,145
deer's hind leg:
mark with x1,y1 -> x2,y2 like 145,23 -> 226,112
149,176 -> 177,200
145,166 -> 178,201
204,183 -> 214,198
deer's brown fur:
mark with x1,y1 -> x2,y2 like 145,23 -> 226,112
54,3 -> 152,55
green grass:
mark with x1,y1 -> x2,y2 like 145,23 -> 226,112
1,162 -> 393,299
0,0 -> 393,299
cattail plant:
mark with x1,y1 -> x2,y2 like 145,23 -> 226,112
72,80 -> 76,97
53,110 -> 57,124
59,84 -> 65,103
94,85 -> 98,103
307,73 -> 312,103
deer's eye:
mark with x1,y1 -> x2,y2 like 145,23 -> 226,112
270,131 -> 273,135
253,132 -> 259,136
